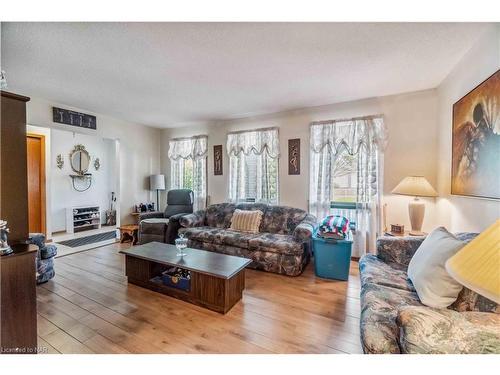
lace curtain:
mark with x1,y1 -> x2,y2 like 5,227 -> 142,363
226,127 -> 280,158
309,116 -> 387,256
227,127 -> 280,203
168,136 -> 208,211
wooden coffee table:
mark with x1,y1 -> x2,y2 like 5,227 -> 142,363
120,242 -> 251,314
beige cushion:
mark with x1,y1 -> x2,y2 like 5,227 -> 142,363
408,227 -> 465,308
229,209 -> 263,233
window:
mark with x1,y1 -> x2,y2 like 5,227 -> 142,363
331,151 -> 358,203
227,128 -> 279,204
168,136 -> 208,211
309,116 -> 386,257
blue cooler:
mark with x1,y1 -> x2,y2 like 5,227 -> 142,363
312,231 -> 353,280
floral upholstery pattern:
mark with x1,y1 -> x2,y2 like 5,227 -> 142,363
375,236 -> 426,270
397,307 -> 500,354
186,239 -> 309,277
179,203 -> 316,276
180,210 -> 206,228
359,232 -> 497,354
293,214 -> 317,242
451,287 -> 500,314
261,206 -> 307,234
359,255 -> 415,292
360,283 -> 423,354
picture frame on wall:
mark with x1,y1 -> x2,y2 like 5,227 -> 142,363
213,145 -> 223,175
451,69 -> 500,200
288,138 -> 300,175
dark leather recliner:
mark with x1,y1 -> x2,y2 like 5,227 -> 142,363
138,189 -> 194,245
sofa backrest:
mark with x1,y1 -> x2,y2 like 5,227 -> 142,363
204,202 -> 308,234
205,203 -> 236,228
261,205 -> 308,234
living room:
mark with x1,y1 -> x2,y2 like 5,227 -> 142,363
0,1 -> 499,373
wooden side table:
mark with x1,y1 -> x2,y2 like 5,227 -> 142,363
119,224 -> 139,245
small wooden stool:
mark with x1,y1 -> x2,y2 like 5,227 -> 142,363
119,224 -> 139,245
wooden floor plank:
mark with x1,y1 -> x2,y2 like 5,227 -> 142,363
36,242 -> 362,354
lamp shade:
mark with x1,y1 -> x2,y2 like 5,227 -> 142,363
150,174 -> 165,191
445,220 -> 500,304
391,176 -> 438,197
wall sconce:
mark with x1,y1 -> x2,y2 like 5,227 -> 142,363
56,154 -> 64,169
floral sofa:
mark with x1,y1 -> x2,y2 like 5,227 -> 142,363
359,234 -> 500,354
178,203 -> 317,276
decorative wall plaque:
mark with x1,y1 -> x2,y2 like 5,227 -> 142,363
53,107 -> 97,130
214,145 -> 223,175
288,138 -> 300,175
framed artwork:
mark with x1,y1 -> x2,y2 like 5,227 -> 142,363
213,145 -> 223,175
451,69 -> 500,199
288,138 -> 300,175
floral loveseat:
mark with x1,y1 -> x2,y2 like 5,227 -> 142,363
178,203 -> 316,276
359,234 -> 500,354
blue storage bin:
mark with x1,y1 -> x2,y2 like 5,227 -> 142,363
161,267 -> 191,291
312,231 -> 353,281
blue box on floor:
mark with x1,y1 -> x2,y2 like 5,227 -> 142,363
312,231 -> 353,281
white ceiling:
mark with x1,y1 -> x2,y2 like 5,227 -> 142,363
1,22 -> 489,128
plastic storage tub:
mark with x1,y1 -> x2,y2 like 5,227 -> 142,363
312,231 -> 353,280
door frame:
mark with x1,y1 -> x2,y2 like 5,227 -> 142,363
27,132 -> 47,236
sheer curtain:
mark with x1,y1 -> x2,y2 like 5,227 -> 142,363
168,135 -> 208,211
227,127 -> 280,204
309,116 -> 387,256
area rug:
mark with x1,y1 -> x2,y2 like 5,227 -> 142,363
57,231 -> 117,248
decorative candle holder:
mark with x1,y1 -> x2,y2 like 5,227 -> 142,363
175,233 -> 188,257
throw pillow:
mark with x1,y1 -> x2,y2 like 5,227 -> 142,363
229,209 -> 263,233
407,227 -> 466,308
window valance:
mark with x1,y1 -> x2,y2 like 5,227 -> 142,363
168,135 -> 208,161
226,127 -> 280,159
310,115 -> 387,155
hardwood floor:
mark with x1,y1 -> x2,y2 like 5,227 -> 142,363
36,242 -> 362,354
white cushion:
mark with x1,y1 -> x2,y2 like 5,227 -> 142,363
407,227 -> 465,308
142,218 -> 169,224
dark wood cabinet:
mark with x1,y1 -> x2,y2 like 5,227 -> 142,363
0,244 -> 38,353
1,90 -> 30,244
0,91 -> 37,354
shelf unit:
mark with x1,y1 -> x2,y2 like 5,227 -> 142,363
66,205 -> 101,234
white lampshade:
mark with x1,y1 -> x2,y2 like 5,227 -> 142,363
391,176 -> 438,197
150,174 -> 165,191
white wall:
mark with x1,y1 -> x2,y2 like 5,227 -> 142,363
161,89 -> 440,232
27,97 -> 162,227
436,25 -> 500,232
49,129 -> 115,232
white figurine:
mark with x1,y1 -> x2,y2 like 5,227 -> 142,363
0,70 -> 7,90
0,220 -> 12,255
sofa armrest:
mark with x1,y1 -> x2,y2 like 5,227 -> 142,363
138,211 -> 164,221
164,213 -> 189,244
397,306 -> 500,354
293,214 -> 317,242
376,236 -> 425,270
179,210 -> 205,228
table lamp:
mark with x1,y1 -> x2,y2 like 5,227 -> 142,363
150,174 -> 165,211
446,219 -> 500,304
391,176 -> 438,236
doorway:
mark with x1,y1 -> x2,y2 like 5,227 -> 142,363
27,133 -> 46,235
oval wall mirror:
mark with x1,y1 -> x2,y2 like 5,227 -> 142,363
69,145 -> 91,175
